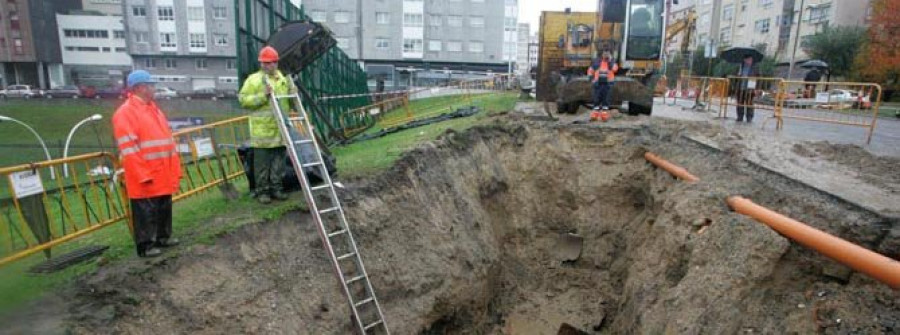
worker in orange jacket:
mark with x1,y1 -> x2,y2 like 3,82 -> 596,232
112,70 -> 183,258
588,51 -> 619,110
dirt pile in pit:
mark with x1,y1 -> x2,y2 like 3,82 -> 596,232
27,120 -> 900,334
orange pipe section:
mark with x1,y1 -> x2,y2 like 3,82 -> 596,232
643,152 -> 699,182
727,196 -> 900,289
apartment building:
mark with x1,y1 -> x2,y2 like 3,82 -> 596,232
56,12 -> 132,87
82,0 -> 124,15
0,0 -> 82,88
122,0 -> 238,93
302,0 -> 518,88
527,35 -> 537,71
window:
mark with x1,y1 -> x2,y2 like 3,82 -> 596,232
375,38 -> 390,49
135,32 -> 149,43
9,11 -> 19,30
158,6 -> 174,21
429,14 -> 441,26
755,18 -> 770,33
63,29 -> 109,39
143,58 -> 157,68
213,7 -> 227,19
403,38 -> 423,53
226,59 -> 235,69
447,41 -> 462,52
188,7 -> 204,21
219,77 -> 238,84
160,33 -> 176,48
470,16 -> 484,28
13,38 -> 23,55
403,13 -> 423,27
428,40 -> 442,51
132,6 -> 146,17
808,4 -> 830,23
214,34 -> 228,46
759,0 -> 773,8
115,47 -> 126,53
310,11 -> 326,22
189,33 -> 206,48
720,28 -> 731,45
700,13 -> 710,26
447,16 -> 463,27
114,30 -> 125,39
336,37 -> 350,50
165,59 -> 177,69
196,58 -> 207,69
334,11 -> 351,23
376,12 -> 389,24
102,47 -> 111,52
722,4 -> 734,21
469,41 -> 483,53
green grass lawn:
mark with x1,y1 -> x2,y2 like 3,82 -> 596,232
0,99 -> 244,167
0,92 -> 519,314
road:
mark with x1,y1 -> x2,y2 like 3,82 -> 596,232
652,98 -> 900,158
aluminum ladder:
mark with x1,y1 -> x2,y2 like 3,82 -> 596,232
268,89 -> 389,334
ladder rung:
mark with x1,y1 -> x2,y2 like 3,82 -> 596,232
355,297 -> 374,308
319,206 -> 339,214
364,320 -> 384,331
336,252 -> 356,261
328,229 -> 347,238
294,139 -> 313,144
274,94 -> 296,99
310,184 -> 330,191
345,275 -> 366,285
302,161 -> 323,168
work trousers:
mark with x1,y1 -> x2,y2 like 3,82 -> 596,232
131,195 -> 173,256
736,89 -> 756,122
253,146 -> 286,196
592,82 -> 612,109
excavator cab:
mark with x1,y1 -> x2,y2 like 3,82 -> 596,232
622,0 -> 666,74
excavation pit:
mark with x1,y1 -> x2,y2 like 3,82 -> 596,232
31,121 -> 900,334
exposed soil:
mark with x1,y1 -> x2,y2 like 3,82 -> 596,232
792,142 -> 900,194
2,114 -> 899,334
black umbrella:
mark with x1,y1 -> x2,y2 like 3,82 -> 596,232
720,47 -> 764,64
800,59 -> 829,70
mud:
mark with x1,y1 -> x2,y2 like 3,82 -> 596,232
3,115 -> 899,334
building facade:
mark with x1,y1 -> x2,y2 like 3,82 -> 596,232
0,0 -> 82,88
516,22 -> 530,73
57,13 -> 132,87
82,0 -> 124,15
122,0 -> 238,93
302,0 -> 518,89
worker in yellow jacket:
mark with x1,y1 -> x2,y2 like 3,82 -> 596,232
239,46 -> 297,204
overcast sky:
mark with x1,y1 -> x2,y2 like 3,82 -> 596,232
518,0 -> 598,35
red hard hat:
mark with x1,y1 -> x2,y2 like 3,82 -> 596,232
258,46 -> 279,62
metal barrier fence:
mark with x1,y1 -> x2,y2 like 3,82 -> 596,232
724,76 -> 784,121
775,81 -> 882,143
0,152 -> 128,266
667,75 -> 729,115
171,117 -> 250,202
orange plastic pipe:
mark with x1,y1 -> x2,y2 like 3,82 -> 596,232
727,196 -> 900,289
644,152 -> 699,182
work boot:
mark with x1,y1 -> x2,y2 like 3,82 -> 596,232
258,194 -> 272,204
139,248 -> 162,258
273,191 -> 289,201
156,238 -> 180,248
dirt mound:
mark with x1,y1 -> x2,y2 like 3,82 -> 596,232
792,142 -> 900,193
10,120 -> 899,334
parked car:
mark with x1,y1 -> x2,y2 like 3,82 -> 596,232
93,86 -> 126,99
825,89 -> 872,109
185,87 -> 224,100
43,85 -> 82,99
155,87 -> 178,100
0,85 -> 43,99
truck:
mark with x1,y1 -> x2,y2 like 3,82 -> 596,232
537,0 -> 668,115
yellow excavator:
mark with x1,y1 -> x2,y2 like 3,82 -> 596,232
549,0 -> 668,115
655,9 -> 696,95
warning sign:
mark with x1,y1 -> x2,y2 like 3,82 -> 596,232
9,170 -> 44,199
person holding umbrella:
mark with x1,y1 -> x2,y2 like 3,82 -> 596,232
721,47 -> 763,123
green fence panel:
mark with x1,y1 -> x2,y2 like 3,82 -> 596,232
235,0 -> 373,144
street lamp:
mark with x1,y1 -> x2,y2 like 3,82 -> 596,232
63,114 -> 103,177
0,114 -> 55,179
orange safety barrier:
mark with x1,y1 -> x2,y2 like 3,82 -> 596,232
727,196 -> 900,289
644,152 -> 699,182
775,81 -> 882,144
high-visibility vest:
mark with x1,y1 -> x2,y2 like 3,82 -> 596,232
238,70 -> 297,148
588,60 -> 618,82
112,95 -> 183,199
